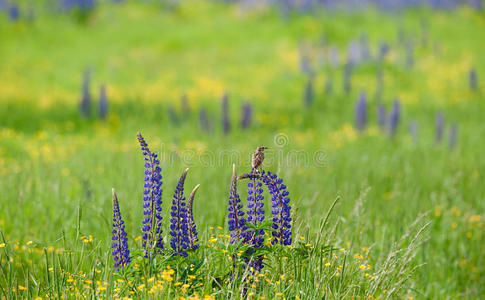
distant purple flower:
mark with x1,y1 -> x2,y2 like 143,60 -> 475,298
355,92 -> 367,131
389,99 -> 401,138
245,172 -> 265,248
408,121 -> 418,143
222,93 -> 230,135
170,168 -> 190,257
343,61 -> 353,94
378,42 -> 389,61
80,69 -> 91,118
167,106 -> 179,126
360,33 -> 371,61
469,69 -> 478,91
260,171 -> 292,246
98,85 -> 108,120
199,108 -> 211,132
111,189 -> 130,270
187,184 -> 200,250
303,78 -> 314,108
241,101 -> 253,129
435,112 -> 444,144
377,103 -> 387,128
181,94 -> 190,117
8,3 -> 19,21
299,52 -> 312,76
228,165 -> 247,244
328,46 -> 339,68
449,123 -> 458,149
137,132 -> 163,258
347,40 -> 361,65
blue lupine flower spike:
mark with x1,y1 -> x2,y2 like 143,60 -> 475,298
170,168 -> 190,257
187,184 -> 200,250
245,172 -> 265,247
137,132 -> 164,258
111,188 -> 131,270
228,164 -> 247,245
260,171 -> 292,246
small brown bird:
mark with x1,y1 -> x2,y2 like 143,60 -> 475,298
252,146 -> 267,173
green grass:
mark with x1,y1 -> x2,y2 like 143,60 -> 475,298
0,1 -> 484,299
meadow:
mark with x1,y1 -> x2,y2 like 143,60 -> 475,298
0,1 -> 484,299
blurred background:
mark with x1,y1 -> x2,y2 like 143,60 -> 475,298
0,0 -> 484,297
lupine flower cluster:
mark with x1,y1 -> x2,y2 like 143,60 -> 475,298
110,133 -> 202,269
227,156 -> 293,273
111,189 -> 130,270
79,69 -> 109,120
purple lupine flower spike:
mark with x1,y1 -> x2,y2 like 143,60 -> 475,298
409,121 -> 418,143
199,108 -> 211,132
303,77 -> 314,108
377,103 -> 387,129
435,112 -> 444,144
241,101 -> 253,130
187,184 -> 200,250
80,69 -> 91,118
469,69 -> 478,91
222,93 -> 230,135
8,3 -> 19,21
389,99 -> 401,138
245,172 -> 265,248
170,168 -> 190,257
378,42 -> 389,61
137,132 -> 163,258
449,123 -> 458,150
343,61 -> 353,94
181,94 -> 190,117
228,164 -> 247,244
99,85 -> 108,120
260,170 -> 292,246
355,92 -> 367,132
111,189 -> 130,270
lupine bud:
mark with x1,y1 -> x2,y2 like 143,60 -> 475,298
187,184 -> 200,250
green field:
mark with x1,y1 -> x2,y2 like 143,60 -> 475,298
0,1 -> 484,299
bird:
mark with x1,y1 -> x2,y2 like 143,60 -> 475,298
251,146 -> 267,174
